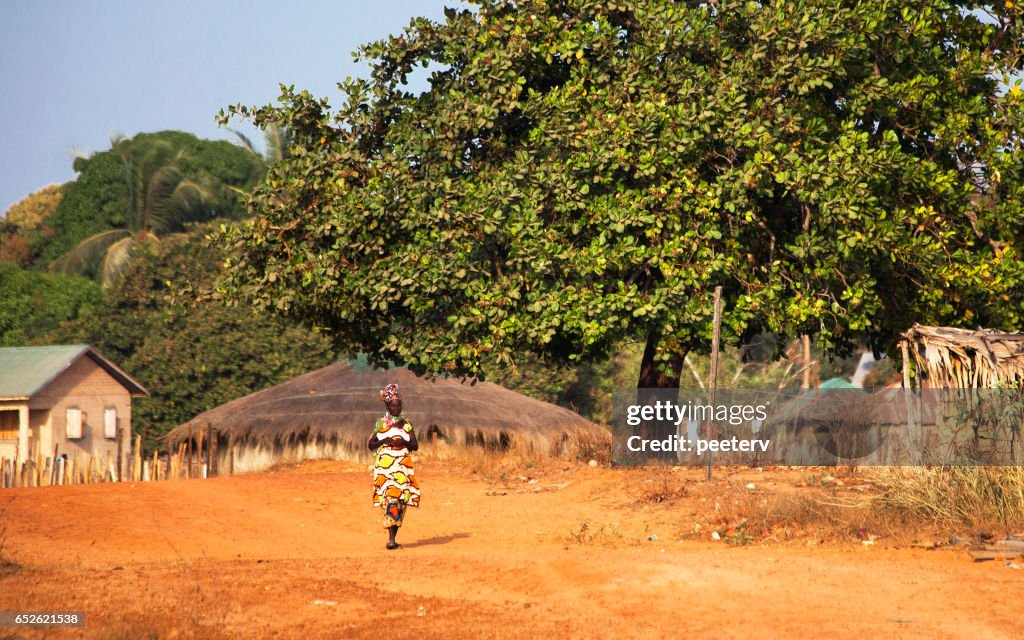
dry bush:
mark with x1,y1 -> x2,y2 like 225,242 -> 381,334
869,466 -> 1024,532
632,476 -> 691,504
565,520 -> 626,546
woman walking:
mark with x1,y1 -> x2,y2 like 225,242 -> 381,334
368,383 -> 420,549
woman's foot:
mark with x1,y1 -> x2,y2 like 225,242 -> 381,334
386,541 -> 401,550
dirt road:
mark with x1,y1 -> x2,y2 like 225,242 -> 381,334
1,461 -> 1021,639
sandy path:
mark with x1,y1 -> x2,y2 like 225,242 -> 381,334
0,462 -> 1021,639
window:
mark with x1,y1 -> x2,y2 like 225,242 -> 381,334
104,407 -> 117,439
66,408 -> 83,439
0,410 -> 18,440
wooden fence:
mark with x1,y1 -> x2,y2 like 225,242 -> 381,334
0,427 -> 220,489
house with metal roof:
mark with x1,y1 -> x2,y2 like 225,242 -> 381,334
0,345 -> 147,468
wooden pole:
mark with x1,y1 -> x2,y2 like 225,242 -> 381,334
707,285 -> 723,482
228,433 -> 235,476
152,450 -> 159,482
116,424 -> 124,482
133,435 -> 143,482
186,426 -> 193,479
32,441 -> 40,487
195,428 -> 204,479
50,445 -> 59,486
801,334 -> 812,389
209,427 -> 217,478
901,339 -> 918,463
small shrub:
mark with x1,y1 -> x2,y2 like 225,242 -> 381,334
566,520 -> 624,546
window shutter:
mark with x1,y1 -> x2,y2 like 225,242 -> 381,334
104,407 -> 117,439
66,408 -> 83,439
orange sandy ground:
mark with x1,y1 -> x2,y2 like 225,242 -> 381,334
0,461 -> 1021,640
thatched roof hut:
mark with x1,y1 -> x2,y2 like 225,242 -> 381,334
900,324 -> 1024,388
165,361 -> 608,473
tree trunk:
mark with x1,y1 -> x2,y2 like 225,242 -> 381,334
635,331 -> 688,459
638,331 -> 686,389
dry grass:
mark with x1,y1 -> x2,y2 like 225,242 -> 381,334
414,430 -> 607,484
621,466 -> 957,545
869,466 -> 1024,533
693,484 -> 884,544
565,520 -> 626,546
631,475 -> 691,504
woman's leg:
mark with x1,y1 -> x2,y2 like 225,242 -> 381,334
385,501 -> 406,549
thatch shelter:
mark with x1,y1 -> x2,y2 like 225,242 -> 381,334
164,361 -> 609,473
900,324 -> 1024,388
898,325 -> 1024,464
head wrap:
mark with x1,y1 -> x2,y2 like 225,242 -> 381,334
380,383 -> 401,404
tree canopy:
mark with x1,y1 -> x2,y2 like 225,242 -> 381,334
39,131 -> 264,268
218,0 -> 1024,390
0,263 -> 101,347
52,234 -> 338,451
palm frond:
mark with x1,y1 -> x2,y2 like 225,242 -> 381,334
264,124 -> 292,163
144,164 -> 188,233
228,128 -> 257,155
51,229 -> 132,278
99,235 -> 139,288
154,178 -> 209,231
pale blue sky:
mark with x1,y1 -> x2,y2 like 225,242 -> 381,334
0,1 -> 465,213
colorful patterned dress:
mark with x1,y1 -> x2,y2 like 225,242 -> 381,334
369,414 -> 421,527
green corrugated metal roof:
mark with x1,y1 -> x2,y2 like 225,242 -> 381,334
0,344 -> 148,399
818,377 -> 857,390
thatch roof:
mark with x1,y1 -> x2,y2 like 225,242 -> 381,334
901,325 -> 1024,388
164,362 -> 608,457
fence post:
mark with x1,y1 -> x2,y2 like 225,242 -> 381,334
209,427 -> 217,477
133,435 -> 143,482
706,285 -> 722,482
195,428 -> 204,480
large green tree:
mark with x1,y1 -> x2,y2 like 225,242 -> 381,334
54,138 -> 210,286
0,263 -> 101,346
40,131 -> 264,270
217,0 -> 1024,394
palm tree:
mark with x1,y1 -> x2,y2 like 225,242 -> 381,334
54,138 -> 208,287
229,123 -> 293,164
